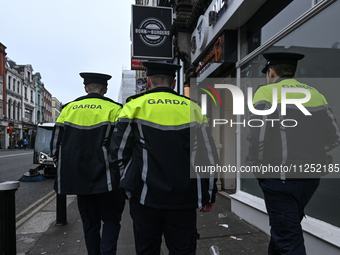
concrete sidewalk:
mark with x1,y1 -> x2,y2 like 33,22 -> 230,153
17,192 -> 270,255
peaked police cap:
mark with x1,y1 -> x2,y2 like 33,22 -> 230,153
261,52 -> 305,74
142,61 -> 181,76
79,72 -> 112,86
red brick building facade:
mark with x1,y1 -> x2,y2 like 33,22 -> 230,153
43,87 -> 52,123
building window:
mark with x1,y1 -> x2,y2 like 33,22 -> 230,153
27,71 -> 31,82
31,90 -> 34,102
17,81 -> 20,93
24,87 -> 28,99
12,102 -> 16,120
8,76 -> 11,90
37,110 -> 40,123
13,79 -> 16,91
17,104 -> 20,121
25,109 -> 32,122
240,0 -> 312,59
8,100 -> 11,119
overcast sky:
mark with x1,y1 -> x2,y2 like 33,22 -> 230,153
1,0 -> 135,104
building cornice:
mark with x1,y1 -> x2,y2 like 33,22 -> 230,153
6,90 -> 22,101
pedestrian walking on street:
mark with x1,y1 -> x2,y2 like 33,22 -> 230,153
246,52 -> 340,254
50,72 -> 125,255
23,139 -> 28,149
18,139 -> 23,149
110,61 -> 219,255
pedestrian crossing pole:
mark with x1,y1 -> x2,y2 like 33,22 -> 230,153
0,181 -> 20,255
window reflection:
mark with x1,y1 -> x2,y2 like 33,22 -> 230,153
240,0 -> 340,227
240,0 -> 311,59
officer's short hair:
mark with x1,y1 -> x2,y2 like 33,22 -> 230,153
86,83 -> 106,94
149,75 -> 174,88
268,64 -> 297,77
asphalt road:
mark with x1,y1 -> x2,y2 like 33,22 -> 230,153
0,149 -> 55,227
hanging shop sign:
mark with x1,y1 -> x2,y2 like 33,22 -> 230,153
131,59 -> 147,70
131,5 -> 173,60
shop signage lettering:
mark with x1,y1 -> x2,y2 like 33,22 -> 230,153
196,37 -> 223,77
131,59 -> 147,70
209,0 -> 229,26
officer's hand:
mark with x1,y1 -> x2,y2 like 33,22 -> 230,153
199,203 -> 214,212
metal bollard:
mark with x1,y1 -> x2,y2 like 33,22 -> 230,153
55,193 -> 67,226
0,181 -> 20,255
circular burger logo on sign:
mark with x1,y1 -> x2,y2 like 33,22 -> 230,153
135,18 -> 170,47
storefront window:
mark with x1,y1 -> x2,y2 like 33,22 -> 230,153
240,0 -> 312,59
240,0 -> 340,227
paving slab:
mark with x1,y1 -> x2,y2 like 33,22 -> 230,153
20,192 -> 270,255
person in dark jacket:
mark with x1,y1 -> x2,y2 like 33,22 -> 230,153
50,72 -> 125,255
18,139 -> 23,149
110,61 -> 219,255
246,52 -> 340,255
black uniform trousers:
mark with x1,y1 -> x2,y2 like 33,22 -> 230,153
259,179 -> 320,255
129,197 -> 200,255
77,189 -> 125,255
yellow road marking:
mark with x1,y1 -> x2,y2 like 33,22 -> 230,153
16,193 -> 56,228
16,190 -> 55,219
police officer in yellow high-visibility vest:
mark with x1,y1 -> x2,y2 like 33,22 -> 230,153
246,52 -> 340,254
110,61 -> 218,255
50,73 -> 125,255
